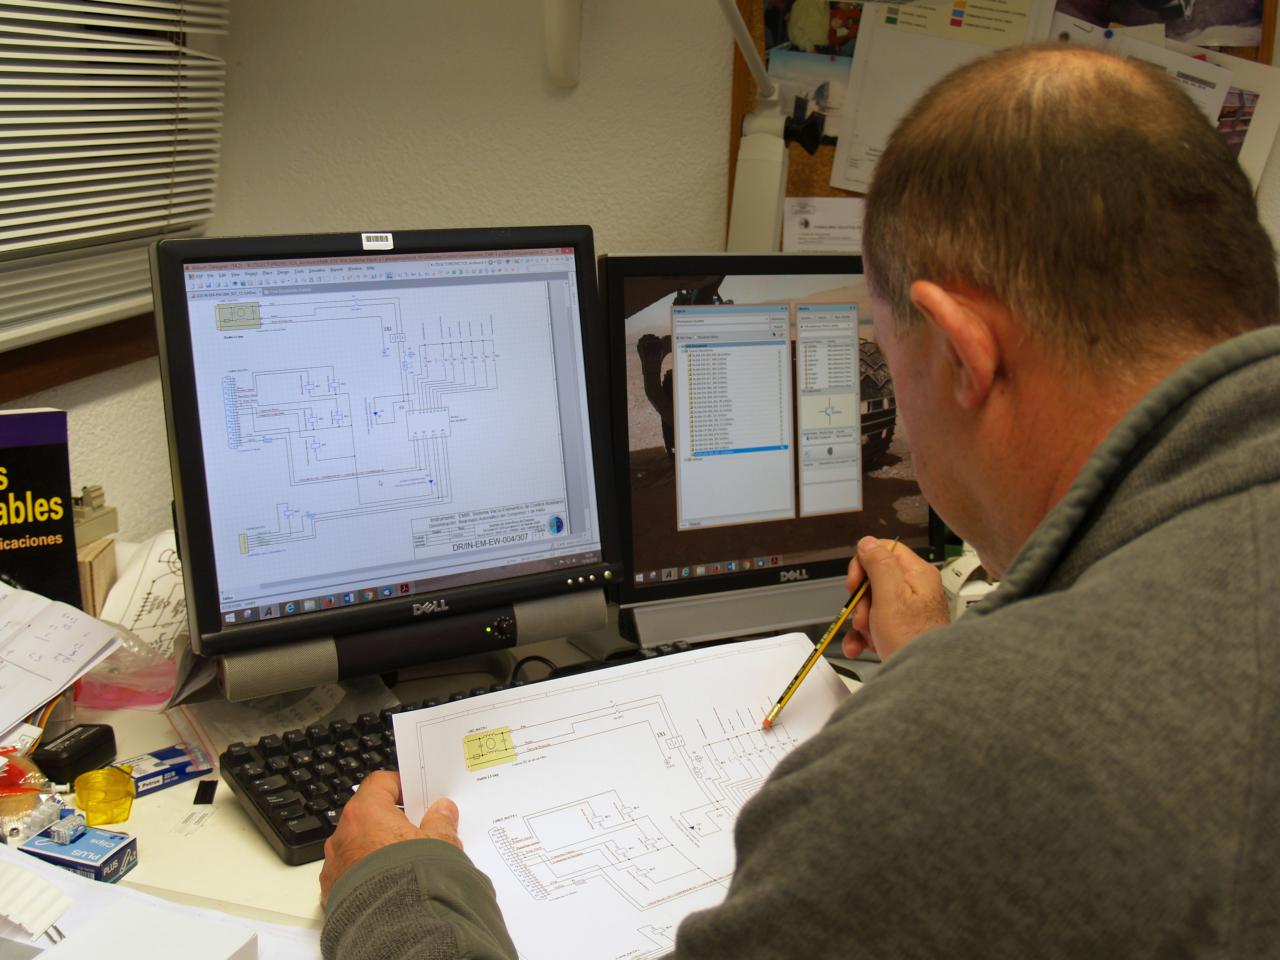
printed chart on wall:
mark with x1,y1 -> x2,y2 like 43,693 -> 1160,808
831,0 -> 1056,192
393,634 -> 850,960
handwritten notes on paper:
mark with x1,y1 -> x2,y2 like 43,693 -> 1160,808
0,584 -> 120,733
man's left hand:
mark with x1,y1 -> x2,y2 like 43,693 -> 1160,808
319,770 -> 463,908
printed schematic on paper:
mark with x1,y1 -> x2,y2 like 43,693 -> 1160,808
392,633 -> 850,960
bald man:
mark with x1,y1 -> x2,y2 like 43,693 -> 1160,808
319,46 -> 1280,959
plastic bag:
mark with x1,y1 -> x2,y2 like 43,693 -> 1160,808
0,749 -> 59,842
75,624 -> 177,710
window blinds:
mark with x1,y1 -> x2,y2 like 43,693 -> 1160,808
0,0 -> 227,352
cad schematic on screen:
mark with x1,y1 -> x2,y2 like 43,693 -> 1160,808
671,301 -> 861,532
180,251 -> 600,613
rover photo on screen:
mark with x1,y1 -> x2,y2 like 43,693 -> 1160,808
622,272 -> 929,586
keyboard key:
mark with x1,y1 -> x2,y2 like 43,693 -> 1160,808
337,756 -> 364,777
282,815 -> 327,844
271,800 -> 307,824
224,743 -> 252,768
289,749 -> 315,768
282,729 -> 307,753
257,733 -> 285,758
261,789 -> 303,809
250,774 -> 288,794
306,724 -> 332,746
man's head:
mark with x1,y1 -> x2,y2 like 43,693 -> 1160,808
863,45 -> 1278,372
861,45 -> 1278,573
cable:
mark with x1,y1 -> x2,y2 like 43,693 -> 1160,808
23,692 -> 66,754
508,655 -> 558,685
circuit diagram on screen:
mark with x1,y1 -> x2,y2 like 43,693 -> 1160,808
201,281 -> 572,565
217,297 -> 497,548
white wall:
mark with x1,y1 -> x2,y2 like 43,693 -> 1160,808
9,3 -> 1280,541
3,1 -> 735,540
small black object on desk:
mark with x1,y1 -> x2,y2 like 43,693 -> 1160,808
30,722 -> 116,783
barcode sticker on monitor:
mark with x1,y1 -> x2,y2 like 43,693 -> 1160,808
361,232 -> 394,250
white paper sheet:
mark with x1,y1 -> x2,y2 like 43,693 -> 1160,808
0,585 -> 120,732
783,197 -> 864,252
40,898 -> 257,960
1049,17 -> 1238,142
393,633 -> 850,960
0,845 -> 319,959
100,530 -> 187,659
831,0 -> 1056,193
1162,38 -> 1280,191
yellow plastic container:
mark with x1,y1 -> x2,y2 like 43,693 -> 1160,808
73,766 -> 135,826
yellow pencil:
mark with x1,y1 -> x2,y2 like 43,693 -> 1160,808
761,539 -> 898,730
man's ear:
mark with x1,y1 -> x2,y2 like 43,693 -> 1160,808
908,280 -> 1000,409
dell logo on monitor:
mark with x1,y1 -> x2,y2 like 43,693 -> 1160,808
779,569 -> 809,582
412,599 -> 451,615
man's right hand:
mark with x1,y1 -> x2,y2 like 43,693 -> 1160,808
320,770 -> 463,909
842,536 -> 949,662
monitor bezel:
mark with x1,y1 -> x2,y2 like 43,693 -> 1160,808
153,225 -> 620,657
599,251 -> 943,610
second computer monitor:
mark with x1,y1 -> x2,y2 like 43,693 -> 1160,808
600,253 -> 941,647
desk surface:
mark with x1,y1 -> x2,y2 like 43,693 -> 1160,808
79,670 -> 863,930
78,706 -> 325,929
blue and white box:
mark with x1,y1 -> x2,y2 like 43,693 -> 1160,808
117,743 -> 213,797
19,826 -> 138,882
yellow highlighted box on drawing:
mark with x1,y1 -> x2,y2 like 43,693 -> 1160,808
463,727 -> 517,771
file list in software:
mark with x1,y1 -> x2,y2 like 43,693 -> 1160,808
672,302 -> 861,532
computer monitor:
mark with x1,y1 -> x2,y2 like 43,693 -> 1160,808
151,226 -> 618,698
599,253 -> 943,648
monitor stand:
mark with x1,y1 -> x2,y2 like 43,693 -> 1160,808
623,576 -> 849,648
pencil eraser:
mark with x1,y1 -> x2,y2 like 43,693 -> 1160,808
761,718 -> 773,731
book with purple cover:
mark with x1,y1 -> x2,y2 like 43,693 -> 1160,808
0,409 -> 79,607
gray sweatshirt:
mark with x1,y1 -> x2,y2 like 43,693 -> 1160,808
323,327 -> 1280,959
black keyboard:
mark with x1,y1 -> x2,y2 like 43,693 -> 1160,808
220,699 -> 443,865
219,646 -> 694,865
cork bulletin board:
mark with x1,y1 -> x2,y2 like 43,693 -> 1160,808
726,0 -> 1278,237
